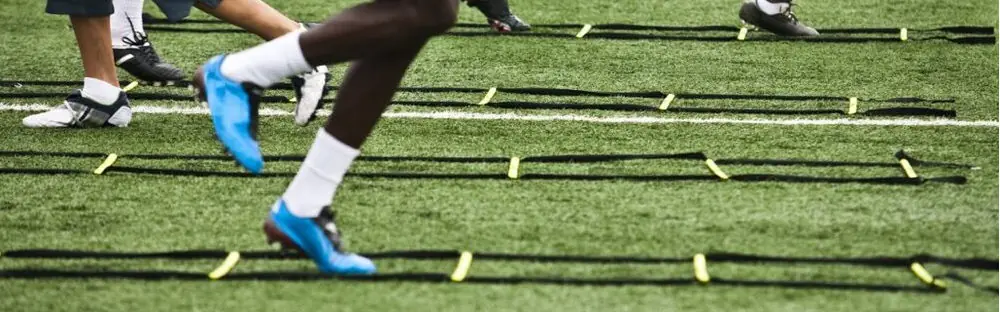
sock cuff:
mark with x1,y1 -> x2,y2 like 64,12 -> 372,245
273,31 -> 309,68
219,31 -> 312,87
81,77 -> 121,105
302,129 -> 360,183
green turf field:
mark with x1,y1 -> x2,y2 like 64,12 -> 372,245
1,0 -> 998,311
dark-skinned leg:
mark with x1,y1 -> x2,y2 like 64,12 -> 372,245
197,0 -> 458,275
212,0 -> 457,88
322,40 -> 428,148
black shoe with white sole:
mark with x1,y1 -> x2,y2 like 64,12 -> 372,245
113,32 -> 185,82
466,0 -> 531,32
739,0 -> 819,37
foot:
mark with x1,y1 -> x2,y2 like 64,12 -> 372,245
466,0 -> 531,32
488,15 -> 531,33
113,32 -> 185,82
263,200 -> 377,275
739,0 -> 818,37
22,90 -> 132,128
193,55 -> 264,174
290,66 -> 330,126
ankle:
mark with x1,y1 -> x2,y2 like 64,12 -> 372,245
81,77 -> 122,105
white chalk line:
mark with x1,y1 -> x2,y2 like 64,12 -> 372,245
1,103 -> 997,127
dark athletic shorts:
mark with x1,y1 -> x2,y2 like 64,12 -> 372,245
45,0 -> 221,21
45,0 -> 113,16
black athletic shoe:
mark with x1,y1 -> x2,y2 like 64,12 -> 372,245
466,0 -> 531,32
114,32 -> 185,82
739,0 -> 818,37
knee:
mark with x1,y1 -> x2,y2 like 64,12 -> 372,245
404,0 -> 458,36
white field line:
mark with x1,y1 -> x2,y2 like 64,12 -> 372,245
2,103 -> 998,127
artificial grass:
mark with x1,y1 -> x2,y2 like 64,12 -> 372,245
0,0 -> 997,311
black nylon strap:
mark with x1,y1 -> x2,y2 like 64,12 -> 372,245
0,96 -> 958,117
0,269 -> 947,292
519,152 -> 707,163
4,249 -> 994,270
0,167 -> 967,185
138,16 -> 996,35
0,149 -> 977,168
132,25 -> 995,44
0,80 -> 957,103
0,91 -> 287,103
0,150 -> 974,185
3,250 -> 993,291
8,168 -> 968,185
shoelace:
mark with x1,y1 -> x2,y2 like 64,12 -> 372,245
317,208 -> 345,251
58,100 -> 84,127
119,14 -> 163,64
780,2 -> 801,24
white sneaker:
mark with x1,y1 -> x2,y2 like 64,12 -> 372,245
291,65 -> 330,126
22,90 -> 132,128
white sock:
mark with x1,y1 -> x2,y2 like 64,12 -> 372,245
81,78 -> 122,105
111,0 -> 146,49
220,31 -> 312,87
282,129 -> 359,218
756,0 -> 790,15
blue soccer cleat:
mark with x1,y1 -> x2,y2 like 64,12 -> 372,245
263,200 -> 377,275
193,55 -> 264,174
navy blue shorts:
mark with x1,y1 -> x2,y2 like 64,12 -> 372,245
45,0 -> 114,16
45,0 -> 221,20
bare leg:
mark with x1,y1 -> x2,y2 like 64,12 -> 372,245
196,0 -> 299,40
298,0 -> 458,66
323,41 -> 427,148
293,0 -> 457,147
197,0 -> 459,275
71,16 -> 119,87
23,14 -> 129,128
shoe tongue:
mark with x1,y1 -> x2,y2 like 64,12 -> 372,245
140,45 -> 162,63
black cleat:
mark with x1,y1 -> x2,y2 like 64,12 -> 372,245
114,31 -> 185,82
739,0 -> 819,37
466,0 -> 531,32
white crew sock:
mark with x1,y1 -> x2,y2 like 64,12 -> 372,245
220,31 -> 312,88
111,0 -> 146,49
756,0 -> 790,15
81,77 -> 122,105
282,129 -> 359,218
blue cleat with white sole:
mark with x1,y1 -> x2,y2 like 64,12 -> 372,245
263,200 -> 377,275
194,55 -> 264,174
